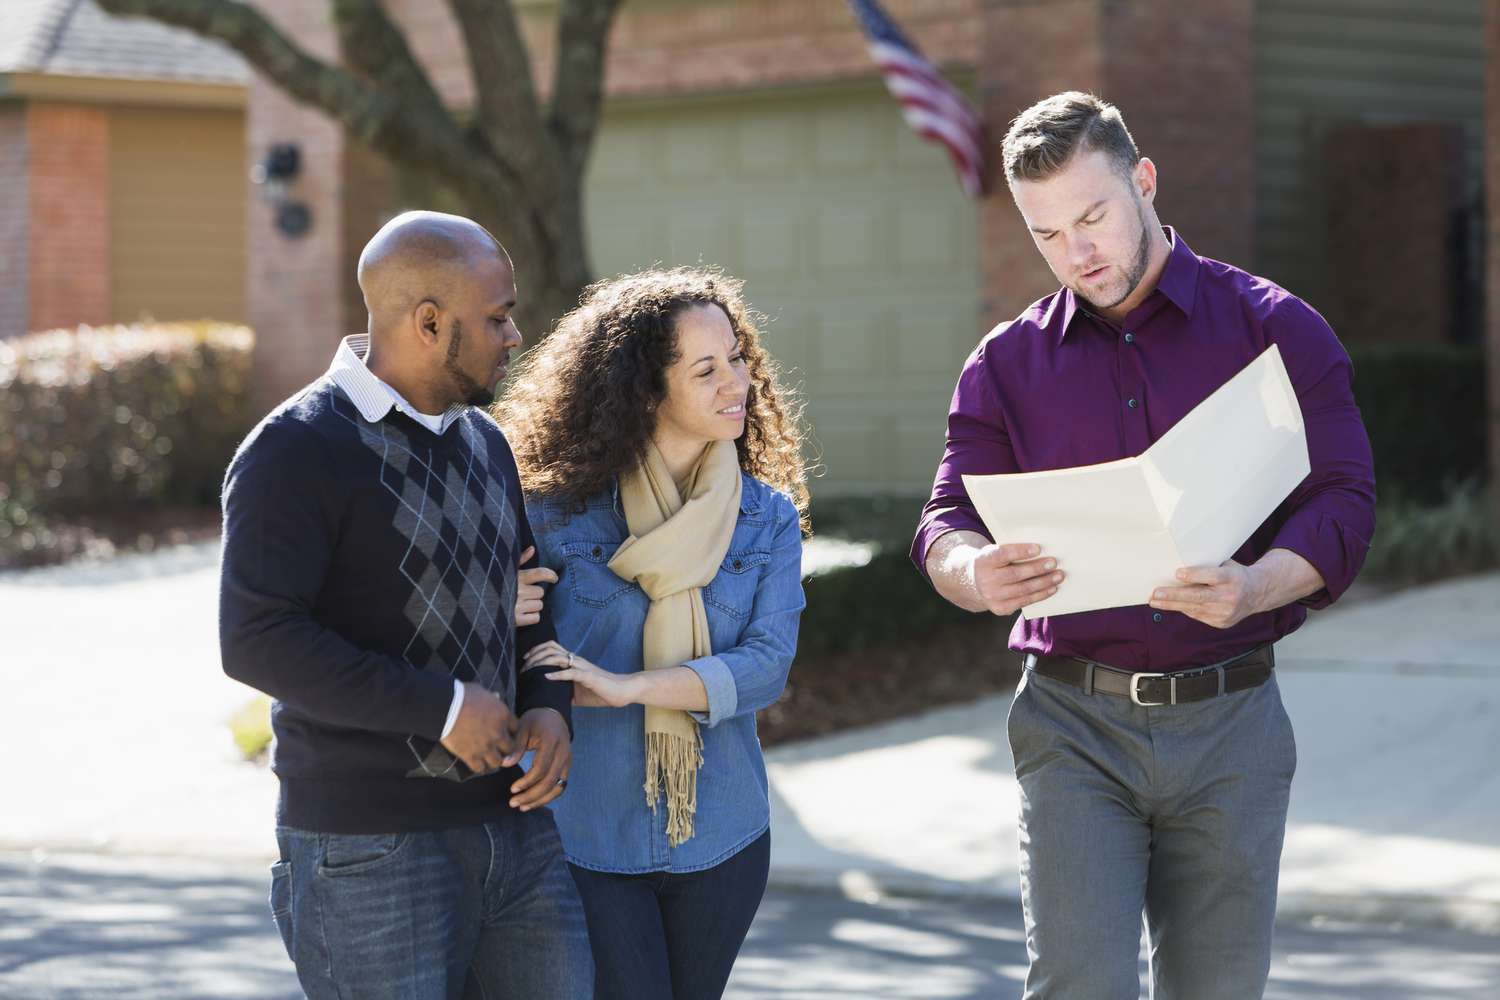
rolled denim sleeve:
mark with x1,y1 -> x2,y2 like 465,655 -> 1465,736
911,336 -> 1020,578
1266,300 -> 1377,607
685,493 -> 805,728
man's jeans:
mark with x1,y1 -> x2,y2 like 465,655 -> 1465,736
1008,666 -> 1297,1000
270,809 -> 593,1000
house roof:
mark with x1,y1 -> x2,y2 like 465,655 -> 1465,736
0,0 -> 247,85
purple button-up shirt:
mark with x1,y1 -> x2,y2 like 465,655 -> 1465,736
912,230 -> 1376,671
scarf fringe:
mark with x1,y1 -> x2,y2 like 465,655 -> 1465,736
644,728 -> 704,847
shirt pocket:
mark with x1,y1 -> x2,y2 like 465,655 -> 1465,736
704,548 -> 772,622
561,539 -> 635,608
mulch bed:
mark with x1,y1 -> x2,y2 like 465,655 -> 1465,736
757,615 -> 1023,747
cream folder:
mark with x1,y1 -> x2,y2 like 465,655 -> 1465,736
961,344 -> 1311,618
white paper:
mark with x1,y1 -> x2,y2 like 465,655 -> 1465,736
961,344 -> 1310,618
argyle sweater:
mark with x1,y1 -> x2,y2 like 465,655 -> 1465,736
219,378 -> 570,834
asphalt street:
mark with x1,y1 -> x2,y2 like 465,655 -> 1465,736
3,851 -> 1497,999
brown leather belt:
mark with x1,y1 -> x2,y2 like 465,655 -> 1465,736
1021,645 -> 1275,706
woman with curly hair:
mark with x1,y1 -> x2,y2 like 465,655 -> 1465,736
493,267 -> 808,1000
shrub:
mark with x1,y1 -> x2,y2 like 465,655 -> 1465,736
1347,342 -> 1486,505
0,322 -> 255,566
1363,481 -> 1499,583
798,495 -> 983,661
798,547 -> 980,660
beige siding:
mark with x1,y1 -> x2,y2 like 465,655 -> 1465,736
586,84 -> 982,496
110,106 -> 246,324
1254,0 -> 1484,301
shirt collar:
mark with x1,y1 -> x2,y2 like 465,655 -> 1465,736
1058,226 -> 1201,341
326,334 -> 467,432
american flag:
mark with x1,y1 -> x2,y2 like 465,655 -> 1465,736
845,0 -> 987,197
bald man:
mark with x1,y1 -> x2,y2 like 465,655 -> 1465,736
220,211 -> 593,998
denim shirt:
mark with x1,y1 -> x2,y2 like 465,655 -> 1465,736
526,473 -> 805,874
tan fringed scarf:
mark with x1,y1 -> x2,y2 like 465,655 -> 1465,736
608,438 -> 742,846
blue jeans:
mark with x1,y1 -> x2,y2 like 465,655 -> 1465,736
1008,667 -> 1297,1000
270,810 -> 593,999
567,831 -> 770,1000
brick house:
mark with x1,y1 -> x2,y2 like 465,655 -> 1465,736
5,0 -> 1491,494
243,0 -> 1486,494
0,0 -> 248,339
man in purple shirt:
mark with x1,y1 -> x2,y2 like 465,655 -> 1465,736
913,92 -> 1375,999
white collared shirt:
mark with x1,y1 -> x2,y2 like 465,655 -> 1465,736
326,334 -> 467,434
326,334 -> 468,738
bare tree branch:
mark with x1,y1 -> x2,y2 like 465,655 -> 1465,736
548,0 -> 624,180
96,0 -> 386,134
446,0 -> 555,184
330,0 -> 450,122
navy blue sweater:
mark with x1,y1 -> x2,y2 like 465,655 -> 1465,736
219,378 -> 569,834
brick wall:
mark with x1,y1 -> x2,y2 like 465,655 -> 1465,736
975,0 -> 1256,329
245,0 -> 349,411
380,0 -> 981,106
0,105 -> 28,338
26,103 -> 111,332
976,0 -> 1107,326
561,0 -> 980,100
1100,0 -> 1255,269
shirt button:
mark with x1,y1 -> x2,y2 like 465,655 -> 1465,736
1124,332 -> 1135,344
1152,612 -> 1164,623
1127,397 -> 1139,409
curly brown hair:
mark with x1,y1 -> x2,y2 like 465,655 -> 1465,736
493,267 -> 809,531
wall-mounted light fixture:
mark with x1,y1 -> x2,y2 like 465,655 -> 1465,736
251,142 -> 313,238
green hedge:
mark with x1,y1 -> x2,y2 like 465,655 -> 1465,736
1364,482 -> 1499,583
0,322 -> 255,564
1347,343 -> 1486,505
799,548 -> 981,660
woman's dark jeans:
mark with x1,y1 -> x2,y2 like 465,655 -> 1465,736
568,830 -> 771,1000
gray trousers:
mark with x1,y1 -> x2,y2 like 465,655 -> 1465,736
1006,662 -> 1297,1000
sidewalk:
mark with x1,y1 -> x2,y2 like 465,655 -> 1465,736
4,545 -> 1498,932
765,573 -> 1500,933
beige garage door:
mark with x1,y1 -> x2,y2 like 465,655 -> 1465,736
586,83 -> 982,497
110,106 -> 247,325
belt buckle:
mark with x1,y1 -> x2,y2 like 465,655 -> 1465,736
1129,671 -> 1169,706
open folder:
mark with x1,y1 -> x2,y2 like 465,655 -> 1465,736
961,344 -> 1310,618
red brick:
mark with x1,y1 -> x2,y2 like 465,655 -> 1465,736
976,0 -> 1255,329
27,103 -> 111,332
245,0 -> 352,410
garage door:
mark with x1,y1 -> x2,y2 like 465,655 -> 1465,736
586,83 -> 982,497
111,106 -> 247,325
